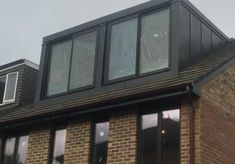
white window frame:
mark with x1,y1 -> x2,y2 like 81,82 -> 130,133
0,72 -> 18,106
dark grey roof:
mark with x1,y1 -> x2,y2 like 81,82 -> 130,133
0,42 -> 235,126
0,59 -> 39,72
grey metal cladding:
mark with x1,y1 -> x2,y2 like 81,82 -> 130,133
202,24 -> 212,56
212,33 -> 222,50
178,4 -> 190,70
190,14 -> 202,64
177,1 -> 229,70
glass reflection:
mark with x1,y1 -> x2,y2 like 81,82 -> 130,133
3,137 -> 16,164
5,73 -> 17,101
69,31 -> 97,89
140,109 -> 180,164
108,18 -> 138,80
47,40 -> 72,96
162,109 -> 180,164
52,129 -> 67,164
141,113 -> 158,164
140,9 -> 169,74
16,136 -> 29,164
93,122 -> 109,164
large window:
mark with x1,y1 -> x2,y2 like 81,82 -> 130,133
92,121 -> 109,164
140,9 -> 169,74
108,18 -> 138,80
107,9 -> 169,81
3,135 -> 29,164
0,72 -> 18,105
51,129 -> 67,164
69,31 -> 97,89
47,31 -> 97,96
140,109 -> 179,164
47,41 -> 72,96
44,8 -> 170,98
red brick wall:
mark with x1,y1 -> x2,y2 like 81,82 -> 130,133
25,128 -> 51,164
107,110 -> 137,164
64,120 -> 92,164
181,99 -> 201,164
200,64 -> 235,163
180,100 -> 191,164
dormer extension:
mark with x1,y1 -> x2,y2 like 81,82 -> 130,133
35,0 -> 228,103
0,59 -> 38,110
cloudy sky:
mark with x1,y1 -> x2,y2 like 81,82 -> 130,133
0,0 -> 234,65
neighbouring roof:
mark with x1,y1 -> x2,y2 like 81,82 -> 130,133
0,59 -> 39,73
0,40 -> 235,127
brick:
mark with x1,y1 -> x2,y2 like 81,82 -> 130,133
107,110 -> 137,164
25,128 -> 51,164
64,120 -> 92,164
200,64 -> 235,163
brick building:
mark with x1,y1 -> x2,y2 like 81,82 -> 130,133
0,0 -> 235,164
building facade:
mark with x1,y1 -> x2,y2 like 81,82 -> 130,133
0,0 -> 235,164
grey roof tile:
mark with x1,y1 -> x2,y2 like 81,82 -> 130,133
0,43 -> 235,125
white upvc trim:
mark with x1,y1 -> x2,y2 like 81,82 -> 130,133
0,59 -> 39,73
0,72 -> 18,106
24,59 -> 39,70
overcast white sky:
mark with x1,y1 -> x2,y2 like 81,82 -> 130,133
0,0 -> 234,66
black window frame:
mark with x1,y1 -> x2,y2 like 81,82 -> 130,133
38,2 -> 173,101
1,133 -> 29,164
49,126 -> 67,164
104,6 -> 171,85
104,14 -> 139,83
44,27 -> 100,99
91,118 -> 110,164
138,106 -> 180,164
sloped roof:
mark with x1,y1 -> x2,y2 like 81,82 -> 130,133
0,41 -> 235,126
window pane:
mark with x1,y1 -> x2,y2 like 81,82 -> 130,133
16,136 -> 29,164
108,18 -> 138,80
162,109 -> 180,164
140,9 -> 169,74
69,31 -> 97,89
93,122 -> 109,164
47,41 -> 72,96
3,137 -> 16,164
0,76 -> 6,104
141,113 -> 158,164
4,73 -> 17,101
52,129 -> 67,164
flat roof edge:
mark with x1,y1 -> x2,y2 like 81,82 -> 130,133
0,59 -> 39,73
43,0 -> 174,43
43,0 -> 229,43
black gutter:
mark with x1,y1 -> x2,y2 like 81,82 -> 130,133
0,87 -> 189,131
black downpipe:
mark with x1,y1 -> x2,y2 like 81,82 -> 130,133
186,86 -> 195,164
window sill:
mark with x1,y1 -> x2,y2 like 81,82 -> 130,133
0,101 -> 15,107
